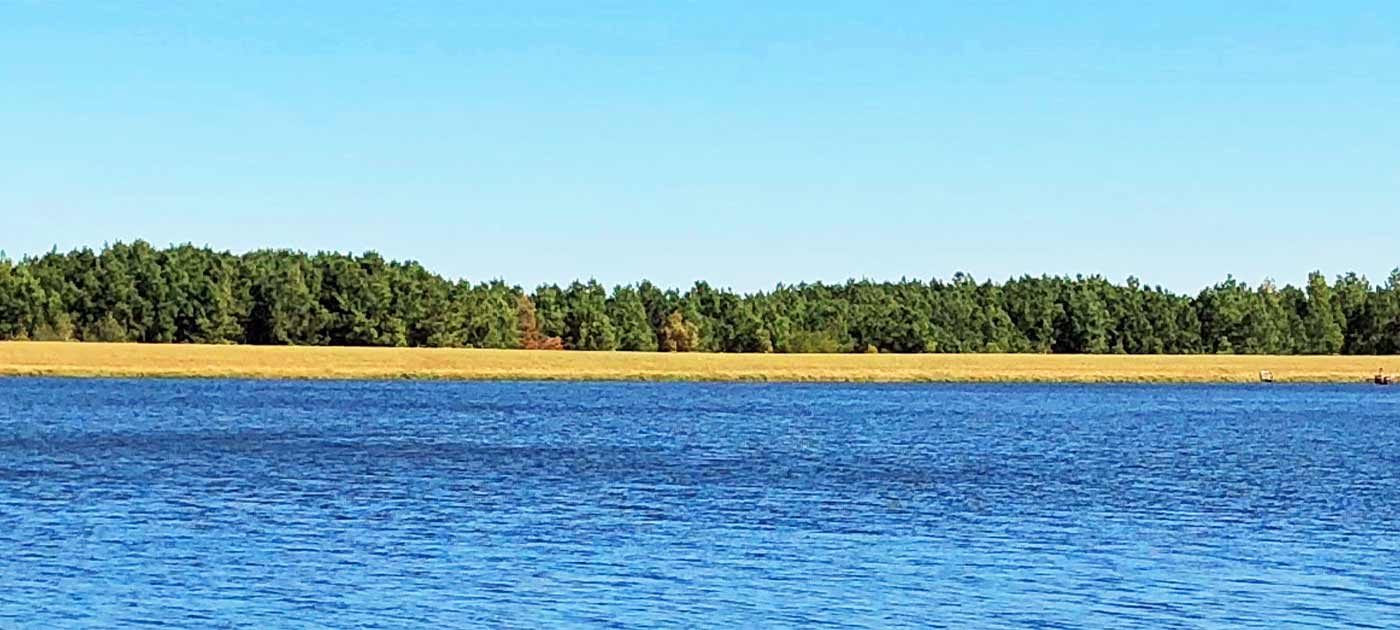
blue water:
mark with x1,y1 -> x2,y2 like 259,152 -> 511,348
2,379 -> 1399,628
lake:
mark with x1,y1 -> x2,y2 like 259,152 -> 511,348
1,378 -> 1398,628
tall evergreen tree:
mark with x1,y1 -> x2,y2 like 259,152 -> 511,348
608,285 -> 656,351
1056,278 -> 1110,354
1301,271 -> 1344,354
532,284 -> 568,340
563,280 -> 617,350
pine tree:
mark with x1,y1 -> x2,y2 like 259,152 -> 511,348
608,285 -> 656,351
1301,271 -> 1344,354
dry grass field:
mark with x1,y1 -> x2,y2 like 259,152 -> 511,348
1,341 -> 1397,383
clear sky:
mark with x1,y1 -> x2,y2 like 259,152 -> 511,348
4,2 -> 1398,293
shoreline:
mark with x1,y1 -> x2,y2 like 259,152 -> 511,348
2,342 -> 1396,384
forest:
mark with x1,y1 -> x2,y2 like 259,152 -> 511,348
1,241 -> 1398,354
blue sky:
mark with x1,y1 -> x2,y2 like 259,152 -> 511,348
4,2 -> 1398,292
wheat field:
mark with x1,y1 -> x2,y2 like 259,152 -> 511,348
1,341 -> 1397,383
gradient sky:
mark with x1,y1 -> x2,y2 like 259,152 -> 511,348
4,2 -> 1398,292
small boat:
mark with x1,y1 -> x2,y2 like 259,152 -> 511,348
1259,370 -> 1275,383
1375,370 -> 1393,386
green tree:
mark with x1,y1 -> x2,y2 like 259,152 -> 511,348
461,281 -> 521,349
1333,273 -> 1375,354
1300,271 -> 1343,354
127,240 -> 175,342
532,284 -> 568,340
0,256 -> 27,339
163,245 -> 242,343
608,285 -> 656,351
245,252 -> 327,345
563,280 -> 617,350
1374,269 -> 1400,354
1055,278 -> 1110,354
1003,276 -> 1061,353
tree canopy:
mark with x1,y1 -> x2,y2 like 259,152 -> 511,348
1,242 -> 1397,354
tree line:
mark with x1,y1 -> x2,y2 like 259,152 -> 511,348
1,241 -> 1398,354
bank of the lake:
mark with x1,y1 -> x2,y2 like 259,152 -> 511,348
2,341 -> 1397,383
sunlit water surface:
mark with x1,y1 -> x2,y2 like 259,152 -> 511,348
2,378 -> 1398,628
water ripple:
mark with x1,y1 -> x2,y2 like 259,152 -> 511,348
1,379 -> 1398,628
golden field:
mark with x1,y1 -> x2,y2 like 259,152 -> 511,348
1,341 -> 1397,383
